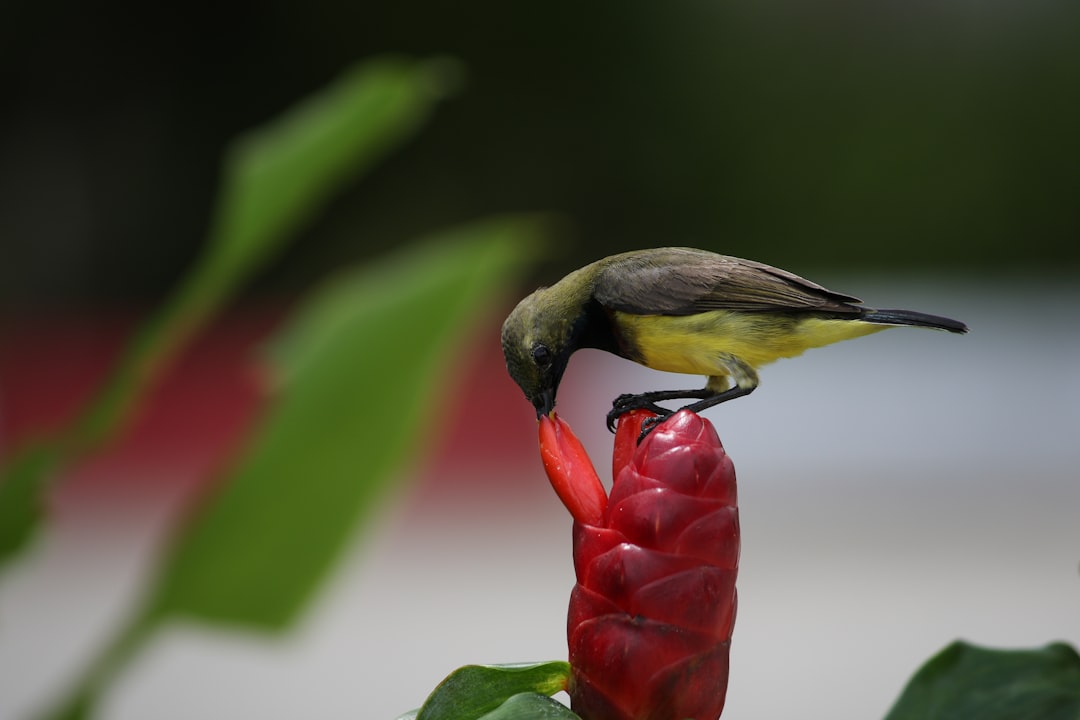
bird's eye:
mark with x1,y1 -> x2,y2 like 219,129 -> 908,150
532,344 -> 552,368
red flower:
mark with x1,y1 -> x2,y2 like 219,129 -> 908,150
538,412 -> 608,526
539,410 -> 739,720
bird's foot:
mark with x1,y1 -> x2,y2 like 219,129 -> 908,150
606,393 -> 672,433
607,384 -> 758,441
637,414 -> 668,441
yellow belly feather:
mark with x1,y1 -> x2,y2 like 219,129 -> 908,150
614,310 -> 887,377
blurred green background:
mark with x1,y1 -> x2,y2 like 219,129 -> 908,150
4,0 -> 1079,306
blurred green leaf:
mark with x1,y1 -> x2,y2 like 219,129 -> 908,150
885,640 -> 1080,720
417,662 -> 573,720
146,217 -> 544,628
0,444 -> 61,564
188,55 -> 463,318
0,55 -> 457,570
38,218 -> 545,720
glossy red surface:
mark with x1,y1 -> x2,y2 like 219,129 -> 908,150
565,409 -> 739,720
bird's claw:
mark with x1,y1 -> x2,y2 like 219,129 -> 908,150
605,393 -> 673,434
605,409 -> 620,433
638,415 -> 664,440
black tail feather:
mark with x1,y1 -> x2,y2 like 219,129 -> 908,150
862,308 -> 968,334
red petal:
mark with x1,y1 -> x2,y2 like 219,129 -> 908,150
582,544 -> 702,608
567,584 -> 623,643
539,413 -> 607,525
572,522 -> 627,585
567,672 -> 634,720
611,409 -> 654,481
674,506 -> 740,569
605,465 -> 666,514
605,488 -> 726,551
631,566 -> 738,636
640,642 -> 732,720
702,452 -> 738,504
569,615 -> 715,713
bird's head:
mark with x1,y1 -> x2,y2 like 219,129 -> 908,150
501,285 -> 582,418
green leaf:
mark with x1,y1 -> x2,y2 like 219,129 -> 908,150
417,662 -> 572,720
146,216 -> 544,629
189,55 -> 463,316
0,55 -> 457,571
36,218 -> 545,720
0,444 -> 61,564
885,640 -> 1080,720
401,692 -> 580,720
476,693 -> 580,720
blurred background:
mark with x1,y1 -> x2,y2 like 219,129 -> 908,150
1,1 -> 1078,719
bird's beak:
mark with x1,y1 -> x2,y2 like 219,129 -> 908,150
533,387 -> 556,419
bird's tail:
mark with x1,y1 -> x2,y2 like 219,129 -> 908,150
862,308 -> 968,334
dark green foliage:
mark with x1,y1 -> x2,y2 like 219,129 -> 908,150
411,662 -> 575,720
886,641 -> 1080,720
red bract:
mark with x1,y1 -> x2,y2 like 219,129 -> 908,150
539,413 -> 607,526
541,409 -> 738,720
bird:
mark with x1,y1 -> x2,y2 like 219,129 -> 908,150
501,247 -> 967,432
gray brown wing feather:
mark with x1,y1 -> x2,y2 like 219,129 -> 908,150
592,247 -> 864,316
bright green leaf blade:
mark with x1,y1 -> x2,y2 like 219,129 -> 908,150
0,55 -> 456,571
885,641 -> 1080,720
417,662 -> 572,720
145,216 -> 544,629
476,693 -> 580,720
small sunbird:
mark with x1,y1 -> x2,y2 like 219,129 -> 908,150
501,247 -> 967,430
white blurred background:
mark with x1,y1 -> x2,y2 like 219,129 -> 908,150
2,276 -> 1077,720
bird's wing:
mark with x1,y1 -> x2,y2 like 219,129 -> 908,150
592,248 -> 864,316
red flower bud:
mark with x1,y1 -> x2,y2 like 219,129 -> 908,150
538,413 -> 608,526
543,410 -> 738,720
